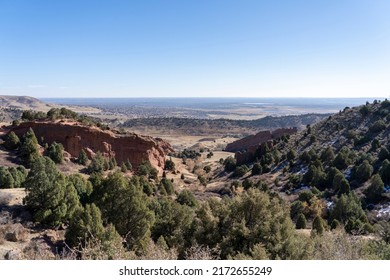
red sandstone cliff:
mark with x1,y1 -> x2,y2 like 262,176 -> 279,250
225,128 -> 297,164
8,121 -> 173,172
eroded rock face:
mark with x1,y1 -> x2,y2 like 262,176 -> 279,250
226,128 -> 297,164
9,121 -> 173,172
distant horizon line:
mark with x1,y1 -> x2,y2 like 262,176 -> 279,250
39,96 -> 387,99
1,94 -> 388,100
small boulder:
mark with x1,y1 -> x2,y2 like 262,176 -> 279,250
5,223 -> 27,242
5,249 -> 22,260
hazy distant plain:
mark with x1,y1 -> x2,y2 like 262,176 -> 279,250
43,98 -> 374,120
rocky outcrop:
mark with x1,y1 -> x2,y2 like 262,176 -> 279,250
226,128 -> 297,165
9,121 -> 173,172
4,223 -> 27,242
226,128 -> 297,153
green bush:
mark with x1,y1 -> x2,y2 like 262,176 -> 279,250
251,162 -> 262,176
77,149 -> 89,165
287,149 -> 297,161
87,152 -> 106,174
138,161 -> 158,180
3,131 -> 20,150
369,120 -> 386,133
223,157 -> 237,172
234,165 -> 249,177
176,190 -> 197,207
165,158 -> 175,171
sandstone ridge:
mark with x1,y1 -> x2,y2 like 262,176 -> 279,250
225,128 -> 297,164
8,121 -> 173,172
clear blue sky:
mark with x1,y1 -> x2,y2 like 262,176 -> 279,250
0,0 -> 389,98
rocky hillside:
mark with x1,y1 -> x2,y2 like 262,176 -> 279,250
283,100 -> 390,153
220,99 -> 390,236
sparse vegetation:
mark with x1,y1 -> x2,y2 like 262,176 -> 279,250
2,99 -> 390,260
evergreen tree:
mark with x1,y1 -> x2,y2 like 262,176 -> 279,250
242,178 -> 254,190
165,158 -> 175,171
369,120 -> 386,133
87,152 -> 106,174
46,141 -> 64,164
151,197 -> 193,251
331,192 -> 368,233
24,157 -> 80,227
8,166 -> 27,188
300,151 -> 311,164
332,173 -> 350,194
121,162 -> 128,173
296,213 -> 307,229
77,149 -> 89,165
176,189 -> 198,207
218,189 -> 299,259
103,158 -> 110,171
378,147 -> 390,161
138,161 -> 158,179
65,203 -> 105,248
3,131 -> 20,150
326,167 -> 341,188
379,159 -> 390,184
125,159 -> 132,171
337,177 -> 350,195
223,157 -> 237,172
112,157 -> 118,168
312,215 -> 325,235
134,175 -> 154,196
356,160 -> 373,182
371,139 -> 380,151
251,162 -> 262,176
320,146 -> 335,163
365,174 -> 384,203
68,173 -> 93,205
92,171 -> 154,251
333,147 -> 354,170
160,178 -> 174,195
287,149 -> 297,161
20,128 -> 40,167
0,167 -> 14,188
108,158 -> 115,170
234,165 -> 249,177
330,219 -> 341,230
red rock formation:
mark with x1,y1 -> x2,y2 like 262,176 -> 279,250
9,121 -> 173,172
225,131 -> 272,153
225,127 -> 297,165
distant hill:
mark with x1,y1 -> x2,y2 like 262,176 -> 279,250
0,95 -> 102,124
0,95 -> 53,111
122,113 -> 330,137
